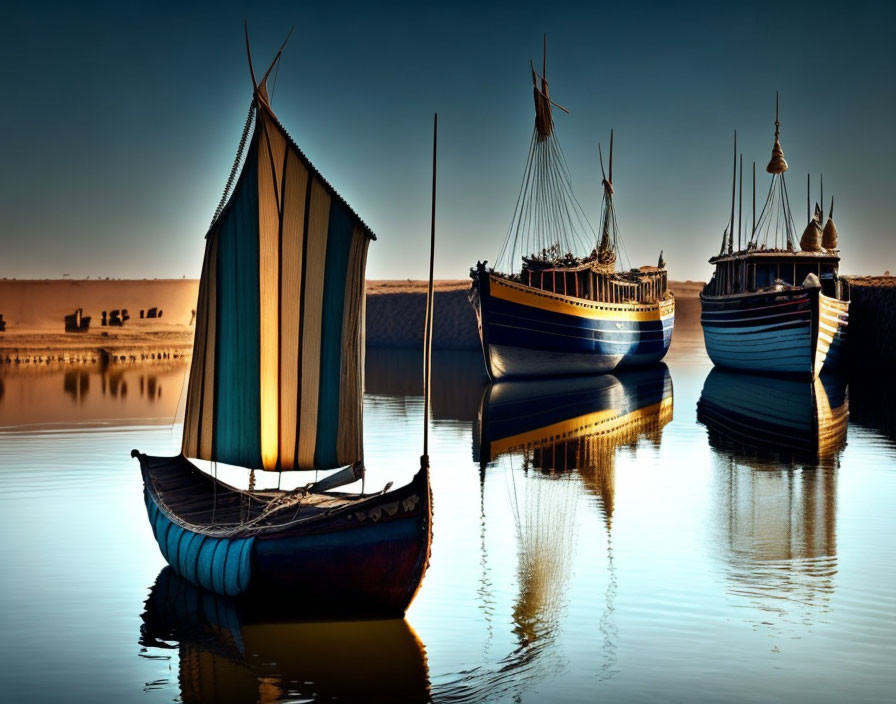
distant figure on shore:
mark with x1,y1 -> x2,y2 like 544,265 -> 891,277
189,309 -> 196,326
64,308 -> 91,333
108,309 -> 130,327
0,314 -> 5,332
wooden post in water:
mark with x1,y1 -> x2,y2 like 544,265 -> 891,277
422,113 -> 437,469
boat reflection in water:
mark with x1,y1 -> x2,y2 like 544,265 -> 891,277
697,369 -> 848,627
476,365 -> 674,518
451,366 -> 672,698
139,568 -> 431,704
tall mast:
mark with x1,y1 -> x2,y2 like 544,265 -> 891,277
807,173 -> 810,224
738,154 -> 743,251
729,131 -> 737,254
422,113 -> 438,469
752,161 -> 756,239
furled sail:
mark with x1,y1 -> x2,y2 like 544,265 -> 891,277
182,78 -> 374,471
822,197 -> 838,250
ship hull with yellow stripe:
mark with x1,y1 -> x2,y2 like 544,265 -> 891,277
469,270 -> 675,379
700,287 -> 848,379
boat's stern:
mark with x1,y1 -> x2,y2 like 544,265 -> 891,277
815,293 -> 849,375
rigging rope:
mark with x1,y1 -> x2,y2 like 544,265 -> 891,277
752,173 -> 797,251
496,129 -> 596,274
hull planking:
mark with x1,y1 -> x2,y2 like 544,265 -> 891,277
700,287 -> 848,378
470,271 -> 674,380
135,451 -> 432,617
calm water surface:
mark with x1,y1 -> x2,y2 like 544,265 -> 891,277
1,321 -> 895,703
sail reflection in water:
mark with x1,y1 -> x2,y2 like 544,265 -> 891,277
140,569 -> 431,704
697,370 -> 848,626
449,366 -> 672,699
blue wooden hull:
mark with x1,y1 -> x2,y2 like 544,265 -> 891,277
135,451 -> 431,615
470,270 -> 674,379
144,489 -> 254,597
700,287 -> 848,378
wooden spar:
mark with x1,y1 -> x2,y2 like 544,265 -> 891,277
258,26 -> 295,86
243,20 -> 259,93
729,131 -> 737,254
422,113 -> 437,468
609,129 -> 614,186
807,173 -> 811,224
738,154 -> 743,251
752,162 -> 756,239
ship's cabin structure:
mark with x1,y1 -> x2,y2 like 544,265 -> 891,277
705,249 -> 848,300
511,250 -> 670,305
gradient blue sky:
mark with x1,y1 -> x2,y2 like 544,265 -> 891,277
2,0 -> 894,282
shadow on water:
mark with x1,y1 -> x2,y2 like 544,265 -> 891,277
697,370 -> 847,627
846,372 -> 896,444
434,365 -> 673,701
366,348 -> 487,422
139,568 -> 432,704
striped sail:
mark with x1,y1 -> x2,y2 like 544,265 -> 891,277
183,95 -> 373,471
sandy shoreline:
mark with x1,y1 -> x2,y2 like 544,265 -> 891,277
2,278 -> 701,364
4,276 -> 892,372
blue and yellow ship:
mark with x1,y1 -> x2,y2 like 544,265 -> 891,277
469,42 -> 674,379
471,265 -> 674,379
700,97 -> 849,379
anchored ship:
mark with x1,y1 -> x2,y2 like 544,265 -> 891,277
469,39 -> 674,380
700,96 -> 849,378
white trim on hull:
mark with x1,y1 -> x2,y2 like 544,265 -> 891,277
488,344 -> 623,378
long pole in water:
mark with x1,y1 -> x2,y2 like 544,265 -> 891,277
422,113 -> 437,469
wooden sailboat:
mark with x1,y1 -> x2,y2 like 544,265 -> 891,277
700,96 -> 850,378
131,31 -> 435,615
469,39 -> 674,379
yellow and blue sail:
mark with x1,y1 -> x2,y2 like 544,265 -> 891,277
182,100 -> 373,471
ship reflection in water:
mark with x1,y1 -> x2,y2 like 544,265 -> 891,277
698,370 -> 848,628
140,568 -> 431,704
447,366 -> 673,699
